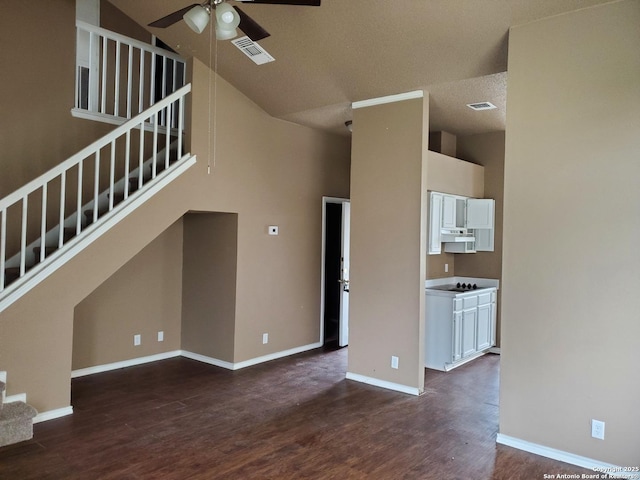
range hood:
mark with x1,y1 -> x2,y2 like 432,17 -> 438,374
441,229 -> 475,243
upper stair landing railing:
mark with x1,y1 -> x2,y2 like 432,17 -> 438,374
0,84 -> 194,314
74,20 -> 187,127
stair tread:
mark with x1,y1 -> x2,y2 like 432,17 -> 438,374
0,401 -> 37,421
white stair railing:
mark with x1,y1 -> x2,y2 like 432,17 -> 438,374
74,20 -> 187,127
0,84 -> 192,295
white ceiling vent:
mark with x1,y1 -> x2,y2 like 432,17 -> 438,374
231,36 -> 275,65
467,102 -> 497,111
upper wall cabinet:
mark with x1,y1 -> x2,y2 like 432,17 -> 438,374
466,199 -> 494,230
429,192 -> 443,255
428,192 -> 495,254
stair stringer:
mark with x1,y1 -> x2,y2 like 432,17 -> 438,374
0,154 -> 196,316
0,155 -> 198,418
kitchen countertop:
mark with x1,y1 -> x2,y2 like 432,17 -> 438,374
425,276 -> 499,297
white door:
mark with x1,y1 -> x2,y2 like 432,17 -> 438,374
338,201 -> 351,347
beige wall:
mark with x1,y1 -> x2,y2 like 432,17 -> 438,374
425,151 -> 485,279
0,0 -> 113,198
0,16 -> 350,412
456,131 -> 505,343
426,151 -> 484,198
181,212 -> 238,363
500,0 -> 640,466
348,95 -> 428,392
187,59 -> 351,362
72,219 -> 183,369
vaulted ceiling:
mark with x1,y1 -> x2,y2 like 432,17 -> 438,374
108,0 -> 613,137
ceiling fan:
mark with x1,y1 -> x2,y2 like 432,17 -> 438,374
148,0 -> 321,41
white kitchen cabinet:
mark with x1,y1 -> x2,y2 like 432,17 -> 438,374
461,308 -> 477,358
452,312 -> 462,362
441,195 -> 457,229
476,303 -> 492,351
429,191 -> 495,254
466,199 -> 494,229
425,286 -> 497,371
428,192 -> 443,255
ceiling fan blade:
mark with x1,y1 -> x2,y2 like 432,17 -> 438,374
148,4 -> 200,28
233,6 -> 270,41
236,0 -> 321,6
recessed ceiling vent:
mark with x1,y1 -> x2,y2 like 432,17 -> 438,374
231,36 -> 275,65
467,102 -> 497,111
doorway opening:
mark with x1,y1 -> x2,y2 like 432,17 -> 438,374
321,197 -> 350,349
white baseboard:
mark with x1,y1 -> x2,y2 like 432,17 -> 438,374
23,342 -> 326,424
489,347 -> 501,354
71,350 -> 182,378
232,342 -> 323,370
496,433 -> 633,478
345,372 -> 421,396
33,406 -> 73,424
182,342 -> 323,371
180,351 -> 235,370
4,393 -> 27,403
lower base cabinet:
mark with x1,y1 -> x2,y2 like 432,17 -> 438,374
425,288 -> 496,372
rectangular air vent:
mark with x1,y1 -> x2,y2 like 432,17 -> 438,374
467,102 -> 497,111
231,36 -> 275,65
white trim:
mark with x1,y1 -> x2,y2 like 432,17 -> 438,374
71,350 -> 182,378
4,393 -> 26,403
345,372 -> 421,396
496,434 -> 634,479
33,406 -> 73,424
0,154 -> 196,315
489,347 -> 501,354
320,196 -> 350,345
183,342 -> 323,371
233,342 -> 323,370
180,351 -> 235,370
76,20 -> 185,62
352,90 -> 424,110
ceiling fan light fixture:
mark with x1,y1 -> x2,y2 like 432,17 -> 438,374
183,5 -> 211,34
215,3 -> 241,39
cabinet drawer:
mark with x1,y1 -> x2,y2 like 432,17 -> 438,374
453,299 -> 463,311
478,292 -> 492,306
463,296 -> 478,309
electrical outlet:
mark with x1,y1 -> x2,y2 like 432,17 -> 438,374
591,419 -> 605,440
134,334 -> 141,346
157,331 -> 164,342
268,226 -> 278,236
263,333 -> 269,344
445,263 -> 449,273
391,356 -> 399,369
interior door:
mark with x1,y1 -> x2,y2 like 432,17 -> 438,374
338,201 -> 351,347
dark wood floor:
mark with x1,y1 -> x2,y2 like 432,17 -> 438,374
0,348 -> 592,479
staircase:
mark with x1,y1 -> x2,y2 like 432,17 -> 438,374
0,84 -> 195,314
0,22 -> 196,434
0,372 -> 37,448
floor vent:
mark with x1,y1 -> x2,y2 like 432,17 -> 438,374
467,102 -> 497,111
231,36 -> 275,65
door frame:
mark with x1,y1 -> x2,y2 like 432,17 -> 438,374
320,196 -> 350,345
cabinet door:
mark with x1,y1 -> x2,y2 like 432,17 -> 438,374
490,298 -> 497,346
474,227 -> 494,252
452,312 -> 462,362
429,193 -> 443,254
476,303 -> 492,351
466,199 -> 494,229
442,195 -> 457,229
461,309 -> 477,358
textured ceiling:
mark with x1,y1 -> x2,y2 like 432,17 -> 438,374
108,0 -> 614,137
